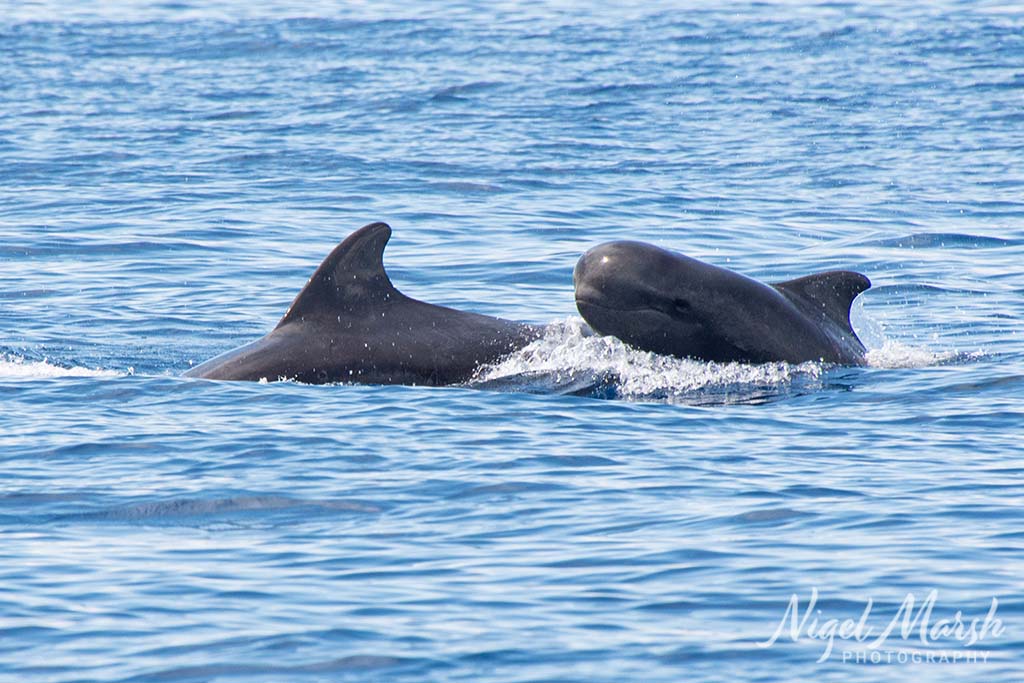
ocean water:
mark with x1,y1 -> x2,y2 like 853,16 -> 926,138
2,1 -> 1023,681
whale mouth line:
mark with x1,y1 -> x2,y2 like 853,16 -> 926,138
574,297 -> 644,314
575,297 -> 670,318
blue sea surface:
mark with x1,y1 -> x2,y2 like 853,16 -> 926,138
2,1 -> 1023,681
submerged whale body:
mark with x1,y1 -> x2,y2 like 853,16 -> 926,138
186,223 -> 541,385
574,240 -> 871,366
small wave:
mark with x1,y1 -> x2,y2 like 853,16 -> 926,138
859,232 -> 1017,249
55,495 -> 384,527
865,341 -> 980,369
0,355 -> 120,379
127,654 -> 433,682
473,319 -> 830,404
430,80 -> 501,100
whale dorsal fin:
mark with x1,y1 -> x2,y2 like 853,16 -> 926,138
277,222 -> 401,327
772,271 -> 871,337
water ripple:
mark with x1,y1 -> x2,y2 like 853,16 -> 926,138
2,4 -> 1022,683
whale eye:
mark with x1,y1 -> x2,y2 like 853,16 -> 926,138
673,298 -> 693,314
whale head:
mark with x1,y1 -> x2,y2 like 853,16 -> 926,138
573,240 -> 870,365
574,240 -> 759,362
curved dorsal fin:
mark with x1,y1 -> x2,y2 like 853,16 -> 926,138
277,222 -> 401,327
772,270 -> 871,337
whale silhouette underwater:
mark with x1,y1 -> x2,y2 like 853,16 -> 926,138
186,223 -> 871,385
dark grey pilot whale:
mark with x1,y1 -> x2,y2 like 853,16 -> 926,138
573,240 -> 871,365
186,222 -> 541,384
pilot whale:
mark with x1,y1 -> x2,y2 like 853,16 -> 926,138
573,240 -> 871,365
186,222 -> 541,384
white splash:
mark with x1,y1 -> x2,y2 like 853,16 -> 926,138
851,302 -> 968,368
478,318 -> 974,401
865,340 -> 970,369
476,318 -> 828,402
0,355 -> 120,379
